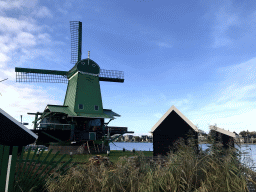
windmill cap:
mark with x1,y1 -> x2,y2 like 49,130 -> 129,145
67,59 -> 100,78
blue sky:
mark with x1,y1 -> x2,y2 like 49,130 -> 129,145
0,0 -> 256,136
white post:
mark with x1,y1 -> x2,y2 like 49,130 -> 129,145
5,155 -> 12,192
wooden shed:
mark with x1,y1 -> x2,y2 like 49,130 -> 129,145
151,105 -> 199,156
209,125 -> 235,149
0,108 -> 38,155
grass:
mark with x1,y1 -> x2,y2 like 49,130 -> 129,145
17,138 -> 256,192
22,150 -> 153,164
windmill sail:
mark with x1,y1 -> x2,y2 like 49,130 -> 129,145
15,21 -> 124,83
70,21 -> 82,65
14,21 -> 132,153
15,66 -> 124,83
15,67 -> 68,83
99,68 -> 124,82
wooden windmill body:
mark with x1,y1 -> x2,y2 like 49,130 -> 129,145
15,21 -> 133,154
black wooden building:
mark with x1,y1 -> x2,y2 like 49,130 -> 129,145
0,108 -> 38,155
151,105 -> 199,156
209,125 -> 235,149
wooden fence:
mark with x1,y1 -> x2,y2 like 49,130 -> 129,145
0,144 -> 76,192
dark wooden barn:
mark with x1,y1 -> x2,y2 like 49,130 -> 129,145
0,108 -> 38,155
151,105 -> 199,156
209,125 -> 235,149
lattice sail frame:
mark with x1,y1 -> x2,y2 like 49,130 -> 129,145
70,21 -> 82,65
15,20 -> 125,83
15,68 -> 68,83
15,67 -> 124,83
99,69 -> 124,80
16,72 -> 68,83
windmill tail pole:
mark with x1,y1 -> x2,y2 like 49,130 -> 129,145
0,78 -> 8,83
110,134 -> 122,142
0,78 -> 8,95
104,118 -> 114,126
0,78 -> 8,96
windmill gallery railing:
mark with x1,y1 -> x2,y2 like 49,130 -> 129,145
36,123 -> 72,130
0,144 -> 76,192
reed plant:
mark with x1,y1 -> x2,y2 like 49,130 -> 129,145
41,136 -> 256,192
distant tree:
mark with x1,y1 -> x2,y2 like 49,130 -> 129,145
239,131 -> 247,137
207,129 -> 216,143
238,130 -> 256,138
207,123 -> 223,144
117,136 -> 123,142
134,136 -> 141,142
198,129 -> 207,136
251,131 -> 256,138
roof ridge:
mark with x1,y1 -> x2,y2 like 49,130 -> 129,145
151,105 -> 198,133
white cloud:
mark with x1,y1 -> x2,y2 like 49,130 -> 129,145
0,5 -> 65,130
0,35 -> 18,54
57,8 -> 68,15
212,3 -> 240,48
204,109 -> 256,134
154,113 -> 163,119
37,33 -> 51,44
0,14 -> 54,69
63,1 -> 72,8
0,1 -> 19,9
110,89 -> 167,107
0,0 -> 38,10
147,57 -> 256,134
217,57 -> 256,86
166,94 -> 192,108
157,42 -> 172,48
216,84 -> 256,105
213,37 -> 232,48
15,32 -> 36,46
0,16 -> 38,33
0,52 -> 10,63
0,26 -> 52,68
150,94 -> 193,122
16,47 -> 54,67
0,67 -> 17,82
32,6 -> 53,18
189,57 -> 256,133
0,82 -> 63,129
191,88 -> 256,133
210,57 -> 256,108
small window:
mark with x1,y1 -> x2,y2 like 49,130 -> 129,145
79,104 -> 84,110
94,105 -> 99,111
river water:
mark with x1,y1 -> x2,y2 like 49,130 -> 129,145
110,142 -> 256,170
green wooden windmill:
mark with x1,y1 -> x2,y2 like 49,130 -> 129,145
15,21 -> 133,153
